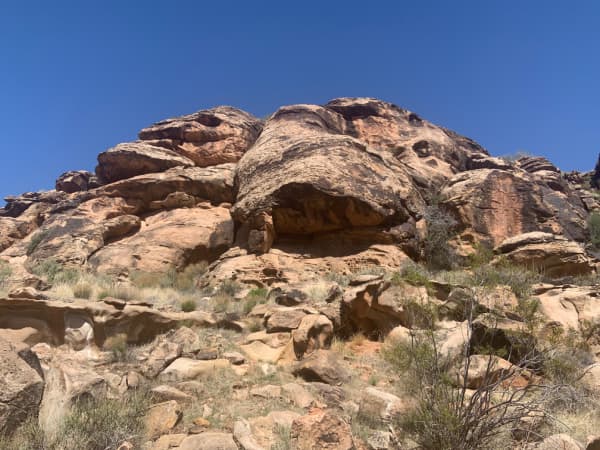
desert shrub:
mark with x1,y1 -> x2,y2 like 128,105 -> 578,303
130,262 -> 208,292
383,299 -> 550,450
26,230 -> 49,255
272,424 -> 292,450
423,204 -> 458,270
0,416 -> 46,450
243,287 -> 268,314
0,260 -> 11,287
394,262 -> 432,287
180,298 -> 197,312
324,271 -> 350,287
31,259 -> 80,284
57,391 -> 149,450
212,293 -> 233,313
0,391 -> 149,449
468,242 -> 495,268
588,212 -> 600,248
471,262 -> 540,300
72,282 -> 93,299
97,283 -> 138,301
218,279 -> 242,296
103,334 -> 130,362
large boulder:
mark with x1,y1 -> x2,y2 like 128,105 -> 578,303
89,206 -> 234,274
495,232 -> 594,277
55,170 -> 100,193
99,164 -> 235,209
325,97 -> 489,190
96,142 -> 195,183
291,350 -> 349,385
138,106 -> 262,167
290,408 -> 354,450
0,296 -> 217,348
0,338 -> 45,435
0,217 -> 37,252
441,169 -> 588,249
232,101 -> 425,253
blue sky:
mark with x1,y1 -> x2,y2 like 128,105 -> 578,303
1,1 -> 599,201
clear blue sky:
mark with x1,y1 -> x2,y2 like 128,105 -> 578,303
1,1 -> 599,201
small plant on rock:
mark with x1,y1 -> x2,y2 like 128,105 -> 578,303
588,212 -> 600,248
180,298 -> 197,312
26,230 -> 49,255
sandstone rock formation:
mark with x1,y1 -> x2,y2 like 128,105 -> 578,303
55,170 -> 100,193
138,106 -> 262,167
0,337 -> 45,434
2,97 -> 600,448
96,142 -> 195,183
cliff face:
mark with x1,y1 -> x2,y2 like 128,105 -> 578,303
0,97 -> 597,284
1,98 -> 600,449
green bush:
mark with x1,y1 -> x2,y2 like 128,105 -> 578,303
394,263 -> 432,287
180,298 -> 197,312
31,259 -> 80,284
0,391 -> 150,450
243,287 -> 269,314
467,242 -> 495,268
423,204 -> 458,270
471,262 -> 540,300
26,230 -> 49,255
588,212 -> 600,248
383,329 -> 548,450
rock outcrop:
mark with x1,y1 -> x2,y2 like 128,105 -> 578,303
96,142 -> 195,184
0,337 -> 45,434
495,232 -> 594,277
1,97 -> 600,448
55,170 -> 100,193
138,106 -> 262,167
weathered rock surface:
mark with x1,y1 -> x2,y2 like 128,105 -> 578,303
0,337 -> 45,434
176,432 -> 238,450
158,358 -> 231,382
291,350 -> 349,385
55,170 -> 100,193
99,164 -> 235,209
495,232 -> 594,277
0,296 -> 216,347
359,387 -> 408,422
535,434 -> 583,450
89,206 -> 234,274
232,101 -> 425,253
441,169 -> 588,249
290,408 -> 354,450
96,142 -> 195,183
327,97 -> 489,190
139,106 -> 262,167
145,400 -> 183,439
292,314 -> 333,359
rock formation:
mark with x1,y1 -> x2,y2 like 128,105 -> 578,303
1,97 -> 599,449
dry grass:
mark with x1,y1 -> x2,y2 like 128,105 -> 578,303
182,366 -> 299,431
0,390 -> 151,450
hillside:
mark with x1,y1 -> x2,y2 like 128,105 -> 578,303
1,97 -> 600,450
